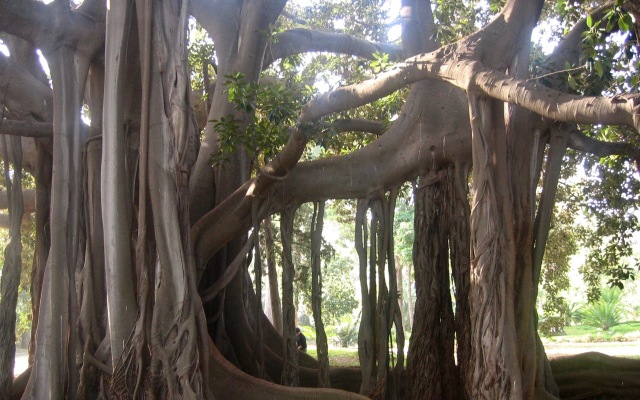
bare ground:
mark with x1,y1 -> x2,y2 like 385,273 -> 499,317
545,341 -> 640,359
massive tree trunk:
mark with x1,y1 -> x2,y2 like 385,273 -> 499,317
1,0 -> 639,399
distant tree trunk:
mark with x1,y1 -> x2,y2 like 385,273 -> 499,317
264,216 -> 283,334
394,257 -> 405,332
0,135 -> 23,399
310,201 -> 330,388
356,197 -> 375,395
280,205 -> 299,387
252,205 -> 265,379
387,190 -> 404,398
406,260 -> 414,333
372,196 -> 390,399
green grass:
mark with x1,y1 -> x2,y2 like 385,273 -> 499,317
308,348 -> 360,367
307,323 -> 640,367
544,321 -> 640,343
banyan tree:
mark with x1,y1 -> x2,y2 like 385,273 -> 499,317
0,0 -> 639,399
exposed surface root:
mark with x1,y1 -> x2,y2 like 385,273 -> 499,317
551,352 -> 640,399
208,341 -> 367,400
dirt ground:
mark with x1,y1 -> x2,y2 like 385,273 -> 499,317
13,341 -> 640,376
544,340 -> 640,358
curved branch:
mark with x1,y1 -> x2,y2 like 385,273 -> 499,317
0,120 -> 52,137
0,189 -> 35,213
0,0 -> 50,43
0,0 -> 103,51
328,118 -> 387,136
0,53 -> 52,121
567,127 -> 640,162
264,28 -> 403,67
281,9 -> 308,26
191,105 -> 465,269
208,341 -> 368,400
301,53 -> 640,130
542,2 -> 616,89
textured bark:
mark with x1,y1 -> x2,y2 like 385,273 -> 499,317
28,139 -> 50,366
1,1 -> 639,399
386,190 -> 404,398
355,198 -> 375,395
252,203 -> 266,379
372,196 -> 390,399
24,40 -> 94,398
310,201 -> 330,388
139,1 -> 208,397
0,135 -> 23,399
550,353 -> 640,399
77,64 -> 108,399
467,95 -> 521,400
280,205 -> 300,387
101,0 -> 138,366
450,163 -> 472,399
407,170 -> 458,400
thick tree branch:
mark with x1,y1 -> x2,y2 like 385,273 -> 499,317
328,118 -> 387,136
0,189 -> 35,213
0,52 -> 52,121
264,28 -> 403,67
567,127 -> 640,164
301,53 -> 640,131
0,0 -> 104,52
0,0 -> 50,44
0,120 -> 52,138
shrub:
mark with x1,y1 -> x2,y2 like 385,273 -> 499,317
579,288 -> 626,331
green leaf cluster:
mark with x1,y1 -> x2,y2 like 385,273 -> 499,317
211,73 -> 303,166
578,287 -> 627,331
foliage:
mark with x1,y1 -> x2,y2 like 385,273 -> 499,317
0,166 -> 36,340
211,73 -> 305,166
15,293 -> 30,339
539,179 -> 582,336
564,301 -> 584,326
326,312 -> 360,348
321,256 -> 358,326
579,287 -> 627,331
187,20 -> 216,94
276,0 -> 406,158
578,156 -> 640,301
